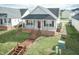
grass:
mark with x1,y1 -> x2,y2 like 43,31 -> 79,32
62,24 -> 79,55
0,30 -> 30,55
25,36 -> 60,55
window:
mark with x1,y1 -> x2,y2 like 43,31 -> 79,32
8,18 -> 11,23
51,21 -> 54,27
26,20 -> 33,25
4,18 -> 7,23
44,20 -> 54,27
0,13 -> 7,18
44,20 -> 48,26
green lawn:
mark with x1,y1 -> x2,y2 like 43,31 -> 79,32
25,36 -> 60,55
62,24 -> 79,55
0,30 -> 30,55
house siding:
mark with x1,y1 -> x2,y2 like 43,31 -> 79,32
72,18 -> 79,32
11,19 -> 22,26
31,7 -> 48,14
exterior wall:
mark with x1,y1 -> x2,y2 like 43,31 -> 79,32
72,18 -> 79,32
11,19 -> 22,26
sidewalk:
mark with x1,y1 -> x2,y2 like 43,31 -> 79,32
60,20 -> 67,35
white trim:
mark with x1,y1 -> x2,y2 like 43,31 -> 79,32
30,6 -> 58,20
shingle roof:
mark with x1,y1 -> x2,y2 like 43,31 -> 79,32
23,14 -> 55,19
72,13 -> 79,20
48,8 -> 59,17
22,6 -> 59,20
72,8 -> 79,11
0,7 -> 21,18
20,9 -> 27,16
0,13 -> 7,18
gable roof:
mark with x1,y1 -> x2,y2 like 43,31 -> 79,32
0,7 -> 22,18
20,9 -> 27,16
48,8 -> 59,17
72,13 -> 79,20
22,6 -> 59,20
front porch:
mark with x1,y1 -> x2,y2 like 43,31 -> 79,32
23,19 -> 57,31
22,19 -> 57,36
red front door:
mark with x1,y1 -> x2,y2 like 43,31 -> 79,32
38,21 -> 41,29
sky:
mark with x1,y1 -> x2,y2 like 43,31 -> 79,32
0,4 -> 79,10
0,0 -> 79,10
0,0 -> 79,4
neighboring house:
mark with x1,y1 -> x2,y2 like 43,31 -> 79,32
71,8 -> 79,16
0,7 -> 27,30
22,6 -> 60,36
72,13 -> 79,32
60,10 -> 71,19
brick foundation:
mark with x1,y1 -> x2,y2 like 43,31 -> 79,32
0,26 -> 15,30
0,26 -> 7,30
22,29 -> 55,36
41,30 -> 55,36
22,29 -> 33,33
7,26 -> 15,30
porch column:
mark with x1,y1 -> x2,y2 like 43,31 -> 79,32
6,19 -> 8,26
41,19 -> 43,30
33,20 -> 35,29
22,20 -> 26,28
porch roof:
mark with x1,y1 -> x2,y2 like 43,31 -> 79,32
22,14 -> 55,19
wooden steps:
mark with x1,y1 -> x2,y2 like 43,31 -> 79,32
8,44 -> 26,55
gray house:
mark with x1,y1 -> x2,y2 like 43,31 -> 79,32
0,7 -> 27,30
22,6 -> 60,35
60,10 -> 71,19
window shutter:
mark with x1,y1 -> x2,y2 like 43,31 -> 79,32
44,20 -> 46,26
4,18 -> 7,23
